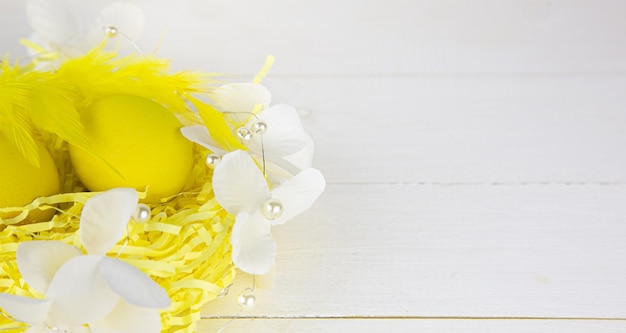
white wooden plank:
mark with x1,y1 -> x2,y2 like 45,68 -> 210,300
2,0 -> 626,75
198,319 -> 626,333
262,76 -> 626,184
202,184 -> 626,319
135,0 -> 626,75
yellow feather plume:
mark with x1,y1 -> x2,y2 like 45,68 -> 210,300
188,96 -> 246,151
0,57 -> 99,168
55,45 -> 215,113
0,60 -> 42,167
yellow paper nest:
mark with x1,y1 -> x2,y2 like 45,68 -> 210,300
0,138 -> 236,333
0,47 -> 238,332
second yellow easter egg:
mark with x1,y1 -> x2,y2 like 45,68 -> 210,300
70,94 -> 193,202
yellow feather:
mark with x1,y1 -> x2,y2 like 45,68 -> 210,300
0,59 -> 40,167
27,73 -> 93,155
1,46 -> 222,169
0,56 -> 100,168
56,45 -> 215,113
0,101 -> 40,167
188,96 -> 246,151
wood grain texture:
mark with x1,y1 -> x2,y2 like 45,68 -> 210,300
3,0 -> 626,75
137,0 -> 626,75
202,184 -> 626,319
264,76 -> 626,184
1,1 -> 626,332
197,319 -> 626,333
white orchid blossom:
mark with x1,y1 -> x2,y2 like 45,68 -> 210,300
0,188 -> 170,332
25,0 -> 144,58
181,83 -> 314,181
212,150 -> 325,275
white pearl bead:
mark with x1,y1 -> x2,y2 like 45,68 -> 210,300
205,154 -> 221,168
250,121 -> 267,134
104,26 -> 118,38
237,127 -> 252,142
237,289 -> 256,307
261,199 -> 283,220
133,204 -> 151,223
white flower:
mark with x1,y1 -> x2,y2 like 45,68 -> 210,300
0,188 -> 169,332
212,150 -> 325,275
25,0 -> 144,58
181,83 -> 314,181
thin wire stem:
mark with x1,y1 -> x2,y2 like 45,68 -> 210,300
117,31 -> 144,55
116,224 -> 131,258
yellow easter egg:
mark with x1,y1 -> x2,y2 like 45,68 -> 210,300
69,94 -> 193,202
0,134 -> 60,223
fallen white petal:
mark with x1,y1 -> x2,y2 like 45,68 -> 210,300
0,294 -> 51,326
17,241 -> 82,294
269,168 -> 326,225
99,257 -> 171,309
247,104 -> 308,160
231,212 -> 277,275
211,83 -> 271,113
180,125 -> 226,155
46,255 -> 119,326
90,298 -> 161,333
81,188 -> 138,255
213,150 -> 270,214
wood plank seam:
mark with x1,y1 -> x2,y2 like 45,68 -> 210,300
202,316 -> 626,321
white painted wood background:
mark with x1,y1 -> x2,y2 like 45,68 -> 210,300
2,0 -> 626,332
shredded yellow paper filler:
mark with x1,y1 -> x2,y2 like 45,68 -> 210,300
0,47 -> 239,332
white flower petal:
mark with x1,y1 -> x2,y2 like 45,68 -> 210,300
248,104 -> 308,160
269,168 -> 326,225
0,294 -> 51,326
98,2 -> 144,40
283,132 -> 315,171
213,150 -> 270,214
254,157 -> 298,186
69,327 -> 92,333
231,212 -> 277,275
46,255 -> 119,326
17,241 -> 82,294
30,326 -> 90,333
90,299 -> 161,333
180,125 -> 226,155
26,0 -> 77,44
211,83 -> 271,113
81,188 -> 138,255
99,257 -> 170,309
83,2 -> 144,52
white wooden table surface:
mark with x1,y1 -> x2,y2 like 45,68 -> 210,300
3,1 -> 626,332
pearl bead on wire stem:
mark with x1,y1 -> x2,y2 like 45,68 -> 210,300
133,204 -> 151,223
104,26 -> 118,38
